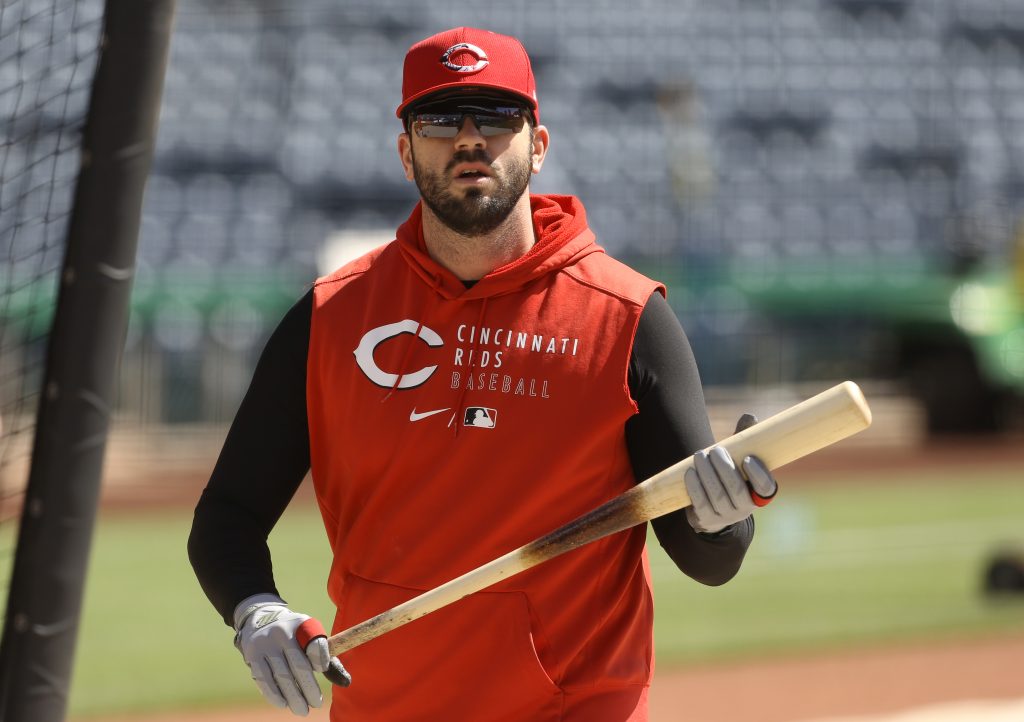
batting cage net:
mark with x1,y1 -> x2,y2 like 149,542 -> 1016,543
0,1 -> 171,718
0,1 -> 105,525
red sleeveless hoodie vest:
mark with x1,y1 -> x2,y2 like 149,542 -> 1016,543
307,195 -> 664,721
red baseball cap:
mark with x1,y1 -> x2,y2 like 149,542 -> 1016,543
397,27 -> 539,124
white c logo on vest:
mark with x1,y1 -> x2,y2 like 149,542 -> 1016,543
354,320 -> 443,389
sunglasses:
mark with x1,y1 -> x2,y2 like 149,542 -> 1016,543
408,103 -> 529,139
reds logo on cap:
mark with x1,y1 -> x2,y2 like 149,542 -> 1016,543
440,42 -> 489,73
397,27 -> 539,124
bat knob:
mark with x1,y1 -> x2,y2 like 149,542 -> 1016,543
734,413 -> 758,434
324,657 -> 352,687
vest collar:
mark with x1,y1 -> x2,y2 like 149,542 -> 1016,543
396,194 -> 602,301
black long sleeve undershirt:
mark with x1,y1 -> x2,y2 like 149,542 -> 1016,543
627,293 -> 754,586
188,289 -> 753,625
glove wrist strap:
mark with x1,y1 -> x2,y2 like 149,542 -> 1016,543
232,592 -> 287,630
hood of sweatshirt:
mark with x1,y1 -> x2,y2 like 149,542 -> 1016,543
396,194 -> 603,300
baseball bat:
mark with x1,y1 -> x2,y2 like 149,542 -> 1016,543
327,380 -> 872,657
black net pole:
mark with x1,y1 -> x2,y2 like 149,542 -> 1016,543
0,1 -> 175,719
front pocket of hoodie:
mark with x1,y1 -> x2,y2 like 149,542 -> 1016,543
331,572 -> 563,722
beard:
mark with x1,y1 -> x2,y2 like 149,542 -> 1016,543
412,146 -> 532,236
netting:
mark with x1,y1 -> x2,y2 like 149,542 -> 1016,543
0,0 -> 105,524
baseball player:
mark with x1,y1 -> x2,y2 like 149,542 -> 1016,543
189,26 -> 778,722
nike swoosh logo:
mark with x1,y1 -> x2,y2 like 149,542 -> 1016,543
410,407 -> 450,422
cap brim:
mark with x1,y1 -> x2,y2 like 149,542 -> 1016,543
397,83 -> 538,121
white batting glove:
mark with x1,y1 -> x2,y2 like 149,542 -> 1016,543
684,414 -> 779,534
233,594 -> 351,716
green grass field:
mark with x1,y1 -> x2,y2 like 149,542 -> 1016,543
4,463 -> 1023,718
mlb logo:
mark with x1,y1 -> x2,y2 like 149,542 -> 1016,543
463,407 -> 497,428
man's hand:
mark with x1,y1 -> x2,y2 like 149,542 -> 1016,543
684,413 -> 779,534
233,594 -> 351,716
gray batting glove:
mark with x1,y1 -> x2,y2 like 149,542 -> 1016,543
233,594 -> 351,716
684,414 -> 779,534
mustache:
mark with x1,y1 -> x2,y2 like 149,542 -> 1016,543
445,149 -> 494,173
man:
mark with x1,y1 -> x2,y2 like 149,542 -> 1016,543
189,26 -> 778,722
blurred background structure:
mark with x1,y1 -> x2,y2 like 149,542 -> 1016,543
6,0 -> 1024,445
100,0 -> 1024,434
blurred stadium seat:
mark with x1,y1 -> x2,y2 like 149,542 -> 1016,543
8,0 -> 1021,423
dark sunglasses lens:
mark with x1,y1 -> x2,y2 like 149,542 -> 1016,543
412,105 -> 526,138
477,111 -> 525,135
412,114 -> 462,138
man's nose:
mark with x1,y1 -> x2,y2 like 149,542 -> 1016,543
453,116 -> 486,149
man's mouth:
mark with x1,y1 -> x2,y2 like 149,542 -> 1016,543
452,163 -> 493,180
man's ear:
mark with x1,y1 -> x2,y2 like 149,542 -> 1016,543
531,124 -> 550,174
398,133 -> 415,181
